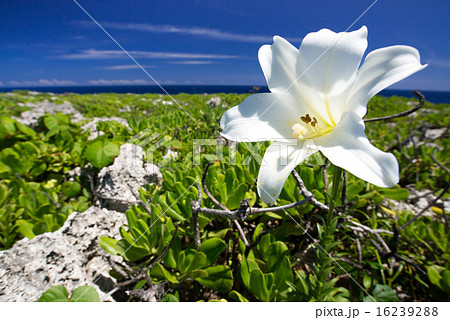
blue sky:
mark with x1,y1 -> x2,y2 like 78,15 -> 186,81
1,0 -> 449,90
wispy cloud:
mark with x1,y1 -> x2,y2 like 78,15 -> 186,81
425,58 -> 450,68
7,79 -> 77,87
78,21 -> 287,43
88,79 -> 150,85
103,64 -> 156,70
169,60 -> 214,65
59,49 -> 244,60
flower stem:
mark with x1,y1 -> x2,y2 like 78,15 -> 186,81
314,165 -> 342,301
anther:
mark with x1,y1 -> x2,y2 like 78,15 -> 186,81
301,114 -> 312,123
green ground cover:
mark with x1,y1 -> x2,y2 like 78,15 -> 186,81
0,90 -> 449,301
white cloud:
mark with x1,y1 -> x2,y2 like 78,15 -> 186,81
78,21 -> 285,43
169,60 -> 214,65
59,49 -> 243,60
7,79 -> 77,87
88,79 -> 150,85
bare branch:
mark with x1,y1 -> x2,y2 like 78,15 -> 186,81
191,182 -> 202,249
399,182 -> 450,231
346,219 -> 393,235
192,197 -> 312,220
364,91 -> 425,123
356,238 -> 362,264
201,162 -> 227,211
430,149 -> 450,177
39,190 -> 60,209
194,165 -> 250,246
233,220 -> 249,247
291,169 -> 329,211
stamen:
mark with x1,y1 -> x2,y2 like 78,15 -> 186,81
301,114 -> 312,123
293,114 -> 334,140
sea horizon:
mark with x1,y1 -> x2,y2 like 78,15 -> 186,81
1,85 -> 450,104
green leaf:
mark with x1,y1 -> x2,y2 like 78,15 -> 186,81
239,257 -> 260,288
151,262 -> 179,283
229,290 -> 249,302
226,183 -> 248,209
16,219 -> 36,239
377,186 -> 409,200
159,196 -> 186,222
198,238 -> 227,265
427,265 -> 450,293
441,271 -> 450,293
85,140 -> 120,168
62,181 -> 81,199
363,274 -> 372,290
98,236 -> 119,256
249,269 -> 271,302
195,265 -> 234,292
0,184 -> 8,207
258,233 -> 274,259
2,152 -> 26,175
0,117 -> 16,137
161,293 -> 179,302
427,265 -> 445,287
16,122 -> 36,137
264,241 -> 289,271
364,284 -> 399,302
38,285 -> 69,302
115,239 -> 150,261
272,256 -> 293,292
300,167 -> 315,190
178,250 -> 208,274
187,269 -> 209,279
70,286 -> 100,302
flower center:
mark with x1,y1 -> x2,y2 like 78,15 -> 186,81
291,113 -> 334,140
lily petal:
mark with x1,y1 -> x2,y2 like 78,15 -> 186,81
257,141 -> 316,205
259,36 -> 299,94
348,45 -> 427,118
220,92 -> 300,142
295,26 -> 368,125
316,111 -> 399,188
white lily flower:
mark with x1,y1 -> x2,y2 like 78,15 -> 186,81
220,26 -> 427,205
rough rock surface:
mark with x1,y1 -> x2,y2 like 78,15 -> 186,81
14,100 -> 85,127
385,184 -> 448,216
81,117 -> 131,140
0,206 -> 126,302
207,96 -> 222,108
95,143 -> 162,211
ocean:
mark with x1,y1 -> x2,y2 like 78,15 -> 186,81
1,85 -> 449,104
